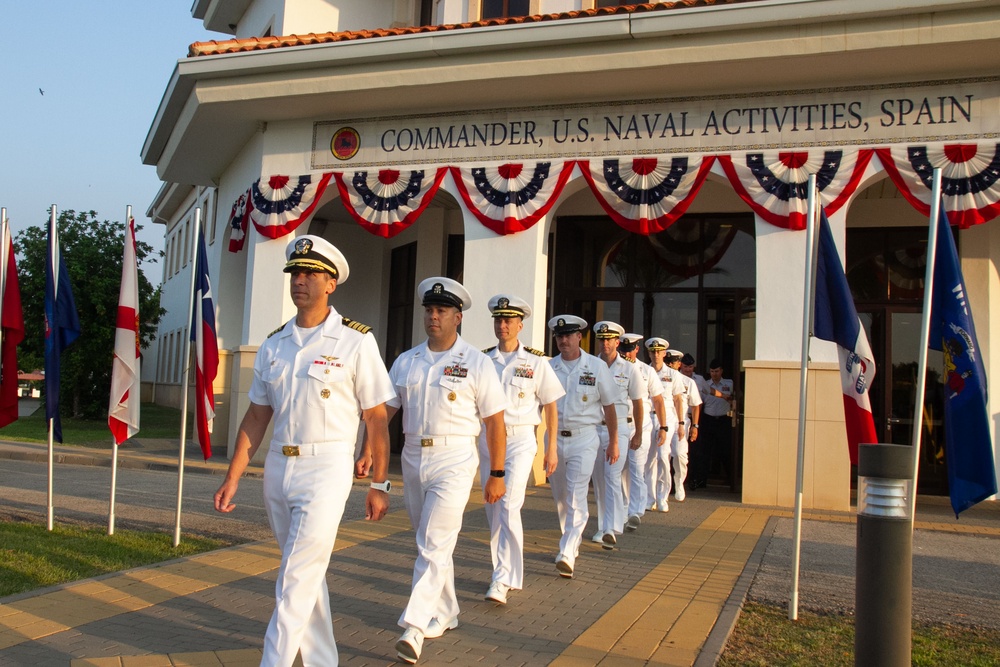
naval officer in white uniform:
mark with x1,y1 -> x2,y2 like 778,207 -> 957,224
644,337 -> 685,511
213,235 -> 395,667
547,315 -> 618,578
479,294 -> 565,605
591,321 -> 647,549
619,333 -> 667,531
387,277 -> 507,664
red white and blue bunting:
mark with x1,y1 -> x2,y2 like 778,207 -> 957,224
450,162 -> 575,235
581,155 -> 715,235
334,168 -> 447,238
226,188 -> 251,253
249,173 -> 333,239
875,143 -> 1000,228
718,149 -> 873,230
229,145 -> 1000,246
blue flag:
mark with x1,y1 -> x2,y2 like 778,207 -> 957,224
44,213 -> 82,443
928,206 -> 997,516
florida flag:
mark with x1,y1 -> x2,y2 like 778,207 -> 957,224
813,211 -> 878,465
108,218 -> 140,444
191,227 -> 218,460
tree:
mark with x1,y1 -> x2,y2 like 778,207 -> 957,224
15,210 -> 164,420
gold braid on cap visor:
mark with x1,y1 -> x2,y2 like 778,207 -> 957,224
284,258 -> 337,277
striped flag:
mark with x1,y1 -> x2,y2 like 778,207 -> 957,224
190,226 -> 218,460
108,218 -> 140,444
813,210 -> 878,465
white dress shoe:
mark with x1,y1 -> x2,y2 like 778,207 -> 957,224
592,531 -> 604,543
396,626 -> 424,664
424,615 -> 458,639
601,532 -> 617,550
625,515 -> 641,531
485,581 -> 510,605
556,554 -> 574,578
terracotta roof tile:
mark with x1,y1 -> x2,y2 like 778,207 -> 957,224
188,1 -> 748,57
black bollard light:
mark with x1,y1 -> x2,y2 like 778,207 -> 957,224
855,443 -> 913,667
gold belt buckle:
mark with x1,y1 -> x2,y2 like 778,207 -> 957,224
282,445 -> 300,456
421,438 -> 433,447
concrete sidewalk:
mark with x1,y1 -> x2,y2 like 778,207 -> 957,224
1,435 -> 998,666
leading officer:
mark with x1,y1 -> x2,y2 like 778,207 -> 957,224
387,277 -> 507,664
479,294 -> 565,605
213,235 -> 395,667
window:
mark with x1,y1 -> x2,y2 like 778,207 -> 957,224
482,0 -> 530,20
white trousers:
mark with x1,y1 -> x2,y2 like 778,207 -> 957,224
669,417 -> 691,496
261,446 -> 354,667
593,424 -> 632,535
548,427 -> 599,570
399,438 -> 478,632
478,427 -> 536,590
623,425 -> 652,518
645,417 -> 681,507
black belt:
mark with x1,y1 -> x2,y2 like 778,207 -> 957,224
601,418 -> 633,425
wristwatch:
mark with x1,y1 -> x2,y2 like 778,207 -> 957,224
489,469 -> 506,478
691,424 -> 699,429
371,480 -> 391,492
659,426 -> 669,432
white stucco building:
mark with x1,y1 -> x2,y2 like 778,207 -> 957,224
142,0 -> 1000,511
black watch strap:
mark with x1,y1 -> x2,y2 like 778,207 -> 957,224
489,469 -> 506,478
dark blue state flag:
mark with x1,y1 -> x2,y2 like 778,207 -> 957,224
44,215 -> 81,443
929,206 -> 998,516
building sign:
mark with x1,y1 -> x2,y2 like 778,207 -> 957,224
312,78 -> 999,170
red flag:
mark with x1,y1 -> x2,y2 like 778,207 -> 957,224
227,189 -> 251,253
0,226 -> 25,428
191,227 -> 218,459
108,218 -> 140,444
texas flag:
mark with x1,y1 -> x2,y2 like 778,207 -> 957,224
813,210 -> 878,465
191,226 -> 218,460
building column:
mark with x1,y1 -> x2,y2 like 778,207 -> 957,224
742,211 -> 851,511
462,208 -> 554,485
225,235 -> 295,459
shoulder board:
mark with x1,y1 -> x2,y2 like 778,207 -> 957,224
524,346 -> 545,357
267,324 -> 285,338
342,317 -> 372,335
482,346 -> 497,354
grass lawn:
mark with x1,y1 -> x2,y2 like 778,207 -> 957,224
0,402 -> 190,447
0,521 -> 223,597
719,601 -> 1000,667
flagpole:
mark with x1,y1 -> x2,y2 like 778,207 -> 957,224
174,208 -> 201,547
107,206 -> 133,536
47,205 -> 57,531
907,168 -> 943,526
789,174 -> 820,621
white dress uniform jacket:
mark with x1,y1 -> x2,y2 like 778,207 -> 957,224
479,344 -> 565,590
249,308 -> 395,667
548,352 -> 617,571
387,335 -> 507,634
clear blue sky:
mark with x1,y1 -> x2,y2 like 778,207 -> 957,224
0,1 -> 220,275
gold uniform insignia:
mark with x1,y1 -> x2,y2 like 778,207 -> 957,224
524,347 -> 544,357
320,389 -> 331,399
267,323 -> 286,338
482,346 -> 497,354
447,391 -> 457,401
341,316 -> 372,334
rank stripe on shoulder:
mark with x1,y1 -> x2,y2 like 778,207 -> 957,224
342,316 -> 372,334
524,346 -> 545,357
482,346 -> 497,354
267,323 -> 286,338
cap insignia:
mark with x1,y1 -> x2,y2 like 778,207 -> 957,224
294,238 -> 313,255
432,283 -> 444,295
498,297 -> 509,309
557,318 -> 565,327
599,324 -> 609,333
